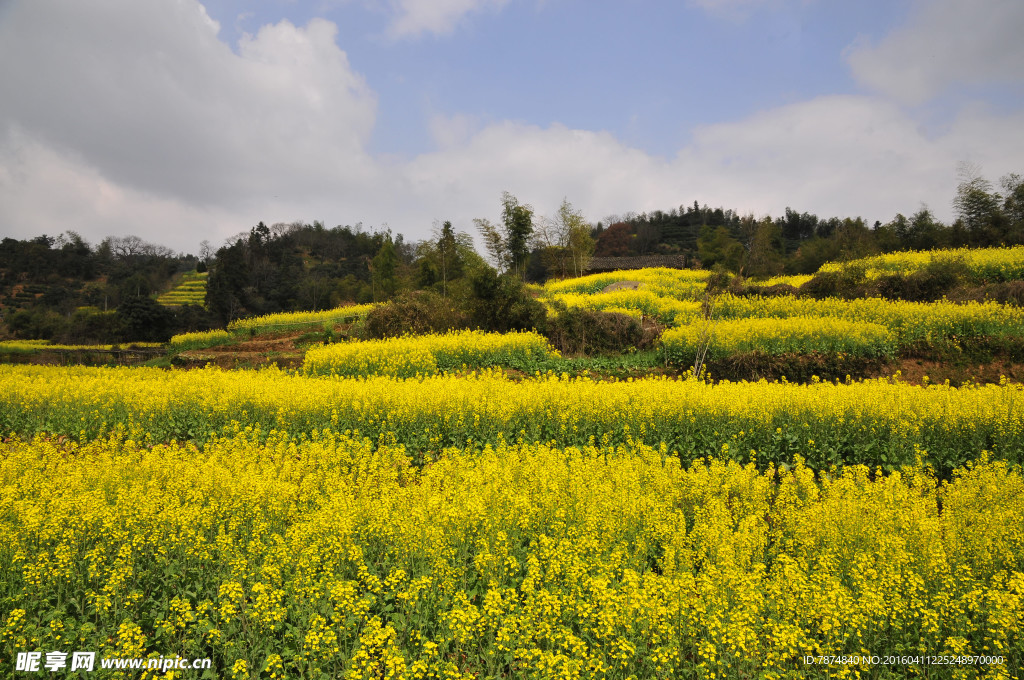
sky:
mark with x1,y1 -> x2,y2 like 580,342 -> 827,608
1,0 -> 1023,255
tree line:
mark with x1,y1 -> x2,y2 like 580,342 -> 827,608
603,166 -> 1024,277
2,165 -> 1021,342
0,233 -> 211,343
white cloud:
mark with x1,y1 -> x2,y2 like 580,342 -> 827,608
0,127 -> 242,251
846,0 -> 1024,105
405,122 -> 675,224
386,0 -> 510,38
0,1 -> 377,203
403,96 -> 1024,232
0,0 -> 381,251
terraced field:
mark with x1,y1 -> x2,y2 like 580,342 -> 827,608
157,270 -> 208,307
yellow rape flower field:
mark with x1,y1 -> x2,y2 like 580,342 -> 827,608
1,362 -> 1023,679
301,330 -> 557,378
818,245 -> 1024,282
8,249 -> 1024,679
661,317 -> 897,362
227,304 -> 378,336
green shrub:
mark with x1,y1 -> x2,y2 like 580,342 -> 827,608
799,264 -> 870,299
545,304 -> 646,356
740,283 -> 798,298
947,280 -> 1024,306
469,269 -> 547,334
361,291 -> 468,339
704,266 -> 733,294
876,256 -> 969,302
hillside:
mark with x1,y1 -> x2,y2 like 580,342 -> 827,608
130,246 -> 1024,386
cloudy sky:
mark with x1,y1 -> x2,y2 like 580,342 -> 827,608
1,0 -> 1023,255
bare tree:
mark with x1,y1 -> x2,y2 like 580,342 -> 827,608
556,199 -> 595,277
109,235 -> 148,258
692,292 -> 718,381
199,240 -> 214,264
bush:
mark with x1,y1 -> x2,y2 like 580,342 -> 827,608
7,308 -> 67,341
876,256 -> 969,302
361,291 -> 468,339
799,264 -> 870,299
735,283 -> 798,298
545,305 -> 645,356
947,280 -> 1024,306
361,269 -> 546,339
60,307 -> 125,345
704,266 -> 732,294
469,268 -> 547,334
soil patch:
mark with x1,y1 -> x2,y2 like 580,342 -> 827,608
174,330 -> 311,369
887,357 -> 1024,386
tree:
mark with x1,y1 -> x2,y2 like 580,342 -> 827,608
953,162 -> 1003,245
206,240 -> 249,324
501,192 -> 534,278
530,214 -> 568,279
834,217 -> 876,260
633,217 -> 661,255
788,237 -> 841,275
871,216 -> 903,253
105,234 -> 174,260
117,296 -> 173,342
473,192 -> 534,278
890,213 -> 910,242
549,200 -> 596,277
543,198 -> 595,278
1000,173 -> 1024,244
468,267 -> 546,333
297,274 -> 331,310
107,235 -> 148,259
370,235 -> 399,301
435,220 -> 466,297
737,214 -> 760,257
199,240 -> 214,265
531,198 -> 589,279
907,207 -> 944,250
779,208 -> 818,253
417,222 -> 475,296
697,225 -> 744,272
595,222 -> 632,256
119,273 -> 153,299
743,218 -> 785,277
416,258 -> 438,289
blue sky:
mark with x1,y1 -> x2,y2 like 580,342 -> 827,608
199,0 -> 920,159
1,0 -> 1022,254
